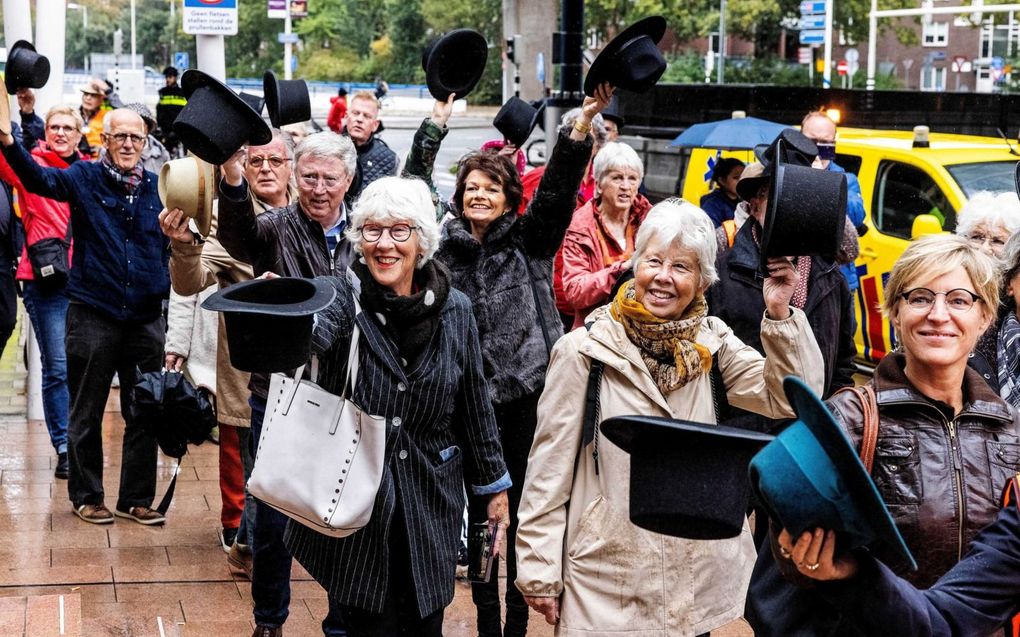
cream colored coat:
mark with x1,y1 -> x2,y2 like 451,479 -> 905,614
515,307 -> 825,637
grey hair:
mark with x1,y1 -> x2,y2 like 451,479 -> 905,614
592,142 -> 644,185
248,128 -> 295,159
345,176 -> 440,267
294,131 -> 357,178
955,191 -> 1020,239
633,198 -> 719,288
558,108 -> 608,148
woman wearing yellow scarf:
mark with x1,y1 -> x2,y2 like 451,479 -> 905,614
515,198 -> 825,637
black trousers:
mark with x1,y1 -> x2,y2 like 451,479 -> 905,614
65,302 -> 163,510
340,507 -> 444,637
468,390 -> 540,637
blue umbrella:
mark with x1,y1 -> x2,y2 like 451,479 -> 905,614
670,116 -> 793,150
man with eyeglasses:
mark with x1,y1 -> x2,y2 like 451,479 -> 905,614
0,108 -> 171,527
159,129 -> 296,583
801,111 -> 865,306
343,90 -> 396,198
216,130 -> 356,637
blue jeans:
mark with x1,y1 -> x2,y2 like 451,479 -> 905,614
22,281 -> 69,454
250,395 -> 346,635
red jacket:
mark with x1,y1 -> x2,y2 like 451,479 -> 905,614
0,141 -> 81,281
553,195 -> 652,329
327,96 -> 347,134
519,162 -> 595,215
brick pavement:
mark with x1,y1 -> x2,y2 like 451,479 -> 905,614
0,305 -> 752,636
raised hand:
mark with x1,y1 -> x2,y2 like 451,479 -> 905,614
431,93 -> 456,128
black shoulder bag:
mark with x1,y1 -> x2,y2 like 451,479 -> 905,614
27,220 -> 72,293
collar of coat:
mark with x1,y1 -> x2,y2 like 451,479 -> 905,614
577,305 -> 728,412
873,351 -> 1014,424
442,210 -> 519,254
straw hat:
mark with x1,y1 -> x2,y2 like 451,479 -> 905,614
158,156 -> 215,236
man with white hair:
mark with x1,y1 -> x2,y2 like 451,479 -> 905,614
216,129 -> 355,637
0,108 -> 170,526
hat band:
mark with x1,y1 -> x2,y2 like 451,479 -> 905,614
195,158 -> 206,219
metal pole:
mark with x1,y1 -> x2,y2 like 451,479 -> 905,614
547,0 -> 583,153
718,0 -> 726,84
822,0 -> 834,88
131,0 -> 137,69
284,0 -> 293,80
196,35 -> 226,82
866,0 -> 877,90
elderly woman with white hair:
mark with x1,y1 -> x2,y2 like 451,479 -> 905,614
954,190 -> 1020,258
515,199 -> 824,637
285,175 -> 510,637
555,140 -> 652,329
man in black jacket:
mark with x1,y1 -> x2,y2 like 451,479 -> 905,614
343,91 -> 396,198
156,67 -> 186,156
216,130 -> 357,637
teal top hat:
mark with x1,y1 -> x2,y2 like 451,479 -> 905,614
749,376 -> 917,570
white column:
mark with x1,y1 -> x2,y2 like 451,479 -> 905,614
866,0 -> 878,90
34,0 -> 67,115
284,0 -> 293,80
130,0 -> 138,69
196,35 -> 226,81
26,324 -> 43,421
2,0 -> 32,49
822,0 -> 834,88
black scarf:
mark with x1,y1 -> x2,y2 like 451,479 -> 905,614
352,259 -> 451,366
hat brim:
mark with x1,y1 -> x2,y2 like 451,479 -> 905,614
158,156 -> 215,236
584,16 -> 667,97
423,29 -> 489,101
779,376 -> 917,570
202,277 -> 337,316
602,415 -> 774,453
181,70 -> 272,147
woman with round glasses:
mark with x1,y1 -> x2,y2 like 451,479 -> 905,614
748,234 -> 1020,636
954,191 -> 1020,258
285,176 -> 509,636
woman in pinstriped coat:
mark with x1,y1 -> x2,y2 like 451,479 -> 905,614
283,176 -> 510,636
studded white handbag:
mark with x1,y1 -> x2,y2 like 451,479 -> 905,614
248,308 -> 386,538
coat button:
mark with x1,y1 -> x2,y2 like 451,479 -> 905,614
392,417 -> 402,426
984,373 -> 991,379
397,382 -> 406,392
399,450 -> 408,460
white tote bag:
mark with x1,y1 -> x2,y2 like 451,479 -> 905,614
248,313 -> 387,538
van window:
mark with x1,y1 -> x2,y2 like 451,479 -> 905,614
873,161 -> 957,238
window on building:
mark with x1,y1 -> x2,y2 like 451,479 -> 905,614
922,21 -> 949,46
873,161 -> 956,239
920,65 -> 947,91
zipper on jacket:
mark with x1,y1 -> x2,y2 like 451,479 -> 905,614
945,418 -> 966,560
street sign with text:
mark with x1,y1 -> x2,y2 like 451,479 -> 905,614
277,32 -> 299,43
799,16 -> 826,29
800,29 -> 825,44
800,1 -> 826,14
183,0 -> 237,35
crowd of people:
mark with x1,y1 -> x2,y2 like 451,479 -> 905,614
6,46 -> 1020,637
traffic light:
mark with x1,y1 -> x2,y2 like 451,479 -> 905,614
506,36 -> 517,65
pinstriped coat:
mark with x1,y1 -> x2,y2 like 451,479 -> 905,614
283,271 -> 508,617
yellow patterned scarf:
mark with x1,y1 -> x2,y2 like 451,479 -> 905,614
610,281 -> 712,394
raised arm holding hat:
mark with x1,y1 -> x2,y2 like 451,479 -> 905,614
0,100 -> 171,527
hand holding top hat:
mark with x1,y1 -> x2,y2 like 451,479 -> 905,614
5,41 -> 51,94
584,16 -> 667,96
430,93 -> 457,129
422,29 -> 489,101
173,70 -> 271,165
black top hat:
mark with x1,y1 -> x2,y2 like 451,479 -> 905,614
493,97 -> 540,147
1014,161 -> 1020,198
602,415 -> 774,540
174,70 -> 272,165
584,16 -> 667,97
749,377 -> 917,570
264,71 -> 311,128
601,96 -> 625,129
5,40 -> 51,94
421,29 -> 489,102
202,277 -> 337,373
163,65 -> 179,77
238,92 -> 265,116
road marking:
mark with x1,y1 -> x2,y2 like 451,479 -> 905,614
157,616 -> 167,637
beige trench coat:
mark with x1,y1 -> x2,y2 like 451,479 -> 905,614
515,307 -> 825,637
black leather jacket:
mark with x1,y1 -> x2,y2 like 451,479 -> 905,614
747,352 -> 1020,637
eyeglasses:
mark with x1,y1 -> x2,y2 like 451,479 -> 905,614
248,155 -> 288,169
360,224 -> 417,243
105,132 -> 146,146
81,91 -> 103,98
966,233 -> 1007,250
300,173 -> 343,189
900,287 -> 982,313
47,124 -> 77,134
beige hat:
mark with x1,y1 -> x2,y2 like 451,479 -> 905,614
78,78 -> 109,95
736,162 -> 768,202
158,156 -> 215,236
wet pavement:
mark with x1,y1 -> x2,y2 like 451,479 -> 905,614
0,307 -> 751,636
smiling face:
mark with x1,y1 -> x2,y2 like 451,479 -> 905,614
245,138 -> 292,208
598,167 -> 641,213
296,155 -> 353,229
45,113 -> 82,157
461,169 -> 508,236
102,110 -> 146,172
892,269 -> 992,376
633,237 -> 706,320
361,220 -> 421,296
